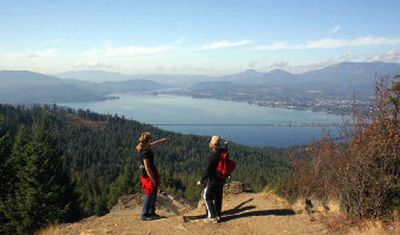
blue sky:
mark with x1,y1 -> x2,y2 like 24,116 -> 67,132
0,0 -> 399,75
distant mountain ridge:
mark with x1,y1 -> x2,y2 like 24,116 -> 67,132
221,61 -> 400,83
0,70 -> 66,87
299,61 -> 400,82
58,70 -> 134,82
0,70 -> 165,104
0,70 -> 109,104
221,68 -> 298,86
1,61 -> 400,104
58,70 -> 213,86
57,61 -> 400,88
191,61 -> 400,98
295,61 -> 400,97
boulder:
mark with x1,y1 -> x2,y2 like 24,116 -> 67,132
224,181 -> 247,194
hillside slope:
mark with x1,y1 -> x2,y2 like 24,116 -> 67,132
0,70 -> 109,103
0,104 -> 290,218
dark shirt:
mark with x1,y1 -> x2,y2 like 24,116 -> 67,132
201,147 -> 225,186
140,148 -> 156,177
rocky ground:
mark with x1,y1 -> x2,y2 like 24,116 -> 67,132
47,182 -> 397,235
55,186 -> 334,235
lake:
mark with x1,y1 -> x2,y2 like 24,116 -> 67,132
60,93 -> 346,147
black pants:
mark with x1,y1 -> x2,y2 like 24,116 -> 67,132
203,181 -> 224,218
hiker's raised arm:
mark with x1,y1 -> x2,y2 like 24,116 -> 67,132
149,138 -> 170,148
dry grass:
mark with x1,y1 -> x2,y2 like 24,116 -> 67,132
288,198 -> 400,235
64,113 -> 107,129
34,225 -> 62,235
285,197 -> 355,233
347,221 -> 400,235
290,198 -> 340,214
260,190 -> 291,208
326,200 -> 341,214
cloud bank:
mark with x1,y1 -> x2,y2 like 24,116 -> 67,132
252,36 -> 400,51
200,40 -> 253,50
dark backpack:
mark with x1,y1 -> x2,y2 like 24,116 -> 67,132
217,150 -> 236,179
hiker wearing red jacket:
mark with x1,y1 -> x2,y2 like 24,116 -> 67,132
136,131 -> 169,221
200,135 -> 228,223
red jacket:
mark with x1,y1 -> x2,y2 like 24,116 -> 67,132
140,169 -> 160,195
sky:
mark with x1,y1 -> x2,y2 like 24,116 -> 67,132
0,0 -> 399,75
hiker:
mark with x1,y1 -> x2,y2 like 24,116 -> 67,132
136,131 -> 169,221
200,135 -> 229,223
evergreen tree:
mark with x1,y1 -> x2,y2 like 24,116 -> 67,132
107,167 -> 137,209
9,118 -> 74,234
0,115 -> 13,234
0,114 -> 11,199
1,126 -> 32,234
6,126 -> 31,194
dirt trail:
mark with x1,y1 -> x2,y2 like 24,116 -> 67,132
58,193 -> 334,235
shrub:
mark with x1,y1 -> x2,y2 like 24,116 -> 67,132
282,75 -> 400,220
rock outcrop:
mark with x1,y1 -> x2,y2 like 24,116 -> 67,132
223,181 -> 249,194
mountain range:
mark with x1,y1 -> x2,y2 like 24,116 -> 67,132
58,70 -> 213,86
0,71 -> 165,104
1,61 -> 400,104
200,61 -> 400,98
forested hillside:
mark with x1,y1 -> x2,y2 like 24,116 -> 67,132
0,104 -> 290,233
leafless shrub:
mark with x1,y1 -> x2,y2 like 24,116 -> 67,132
282,75 -> 400,220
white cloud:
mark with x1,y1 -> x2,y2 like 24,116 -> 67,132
248,60 -> 259,68
83,45 -> 174,58
261,50 -> 400,74
27,49 -> 57,58
74,60 -> 112,68
0,49 -> 58,60
270,61 -> 290,68
330,25 -> 341,33
149,65 -> 224,75
253,42 -> 289,50
261,58 -> 339,74
252,36 -> 400,51
366,50 -> 400,62
200,40 -> 253,50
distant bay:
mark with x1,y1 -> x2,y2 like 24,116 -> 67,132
59,93 -> 347,147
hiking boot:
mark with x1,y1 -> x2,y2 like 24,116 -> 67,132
150,213 -> 162,219
141,216 -> 154,221
203,218 -> 218,224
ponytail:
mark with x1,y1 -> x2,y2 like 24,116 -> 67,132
136,142 -> 144,153
136,131 -> 151,153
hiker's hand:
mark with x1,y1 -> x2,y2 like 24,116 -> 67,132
162,138 -> 170,143
196,181 -> 201,186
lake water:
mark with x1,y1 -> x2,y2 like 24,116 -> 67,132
60,93 -> 346,147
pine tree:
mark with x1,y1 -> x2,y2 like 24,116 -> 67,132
0,115 -> 13,235
107,167 -> 136,209
0,114 -> 11,199
10,118 -> 74,234
6,126 -> 31,194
